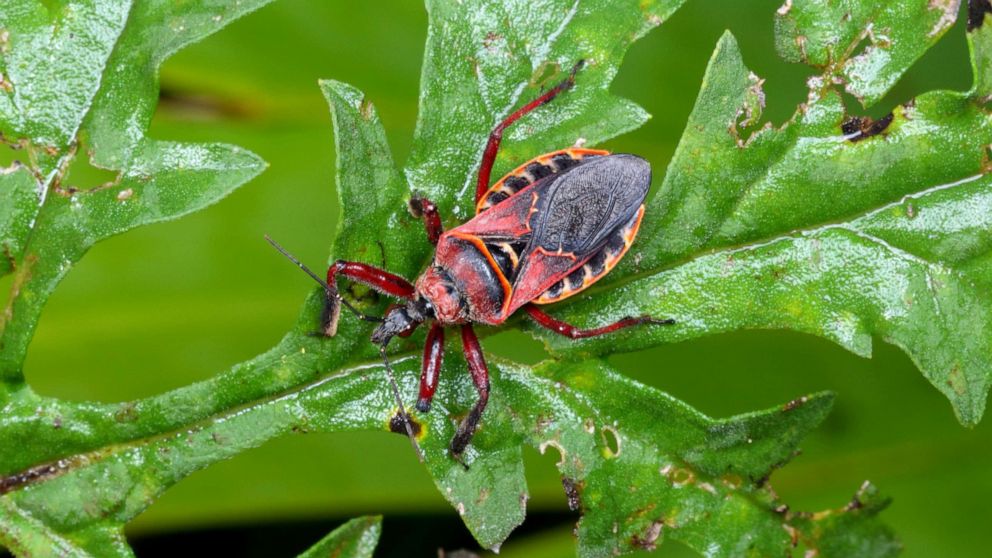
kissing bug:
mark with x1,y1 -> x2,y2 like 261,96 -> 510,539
269,61 -> 672,461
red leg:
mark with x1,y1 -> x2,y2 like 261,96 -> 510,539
416,323 -> 445,412
475,61 -> 584,204
525,304 -> 674,339
450,324 -> 490,457
408,194 -> 443,245
322,260 -> 416,336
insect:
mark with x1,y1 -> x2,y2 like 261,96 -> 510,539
269,61 -> 672,461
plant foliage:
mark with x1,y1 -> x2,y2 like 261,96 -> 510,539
1,0 -> 989,556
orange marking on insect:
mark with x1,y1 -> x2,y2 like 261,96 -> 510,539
533,245 -> 579,261
533,204 -> 645,305
524,191 -> 540,232
498,242 -> 521,268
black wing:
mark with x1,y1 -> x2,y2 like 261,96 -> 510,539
526,153 -> 651,257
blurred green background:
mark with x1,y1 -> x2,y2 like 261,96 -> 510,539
15,0 -> 990,556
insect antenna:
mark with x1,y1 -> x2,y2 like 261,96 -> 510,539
380,346 -> 426,463
266,236 -> 424,462
264,235 -> 383,324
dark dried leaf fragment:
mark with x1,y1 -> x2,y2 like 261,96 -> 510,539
561,476 -> 583,511
841,113 -> 894,142
969,0 -> 992,31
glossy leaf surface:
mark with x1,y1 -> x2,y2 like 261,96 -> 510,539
0,0 -> 932,557
297,516 -> 382,558
541,20 -> 992,427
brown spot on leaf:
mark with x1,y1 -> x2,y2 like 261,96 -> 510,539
842,113 -> 894,142
0,459 -> 73,495
783,395 -> 809,411
114,403 -> 139,423
476,487 -> 490,505
969,0 -> 992,31
946,364 -> 967,396
631,520 -> 664,550
482,31 -> 503,51
783,523 -> 800,546
358,98 -> 374,120
389,411 -> 422,436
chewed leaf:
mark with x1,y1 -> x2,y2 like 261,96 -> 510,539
0,355 -> 875,558
540,28 -> 992,426
492,360 -> 891,557
297,516 -> 382,558
0,1 -> 910,556
774,0 -> 961,105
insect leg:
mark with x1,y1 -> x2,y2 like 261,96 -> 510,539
416,323 -> 445,412
450,324 -> 490,458
408,194 -> 443,245
475,60 -> 585,204
524,304 -> 674,339
323,261 -> 417,336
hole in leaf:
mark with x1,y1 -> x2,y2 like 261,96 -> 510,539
600,425 -> 620,458
0,146 -> 19,169
538,439 -> 566,467
529,60 -> 563,89
670,467 -> 694,486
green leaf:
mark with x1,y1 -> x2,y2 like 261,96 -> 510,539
541,27 -> 992,426
774,0 -> 960,106
0,0 -> 131,148
0,1 -> 901,557
0,356 -> 888,558
320,79 -> 422,276
406,0 -> 687,221
0,0 -> 273,386
297,516 -> 381,558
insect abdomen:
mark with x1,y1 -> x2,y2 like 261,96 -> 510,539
475,148 -> 609,214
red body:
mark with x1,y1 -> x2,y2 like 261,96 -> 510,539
417,150 -> 651,327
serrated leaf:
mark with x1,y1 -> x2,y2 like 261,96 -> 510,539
0,0 -> 131,148
320,79 -> 422,276
540,28 -> 992,426
297,516 -> 381,558
774,0 -> 961,106
0,355 -> 884,558
0,0 -> 273,386
0,1 -> 904,557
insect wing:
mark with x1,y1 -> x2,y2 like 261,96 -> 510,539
506,154 -> 651,312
